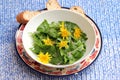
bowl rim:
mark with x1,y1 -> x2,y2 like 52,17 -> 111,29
22,9 -> 96,68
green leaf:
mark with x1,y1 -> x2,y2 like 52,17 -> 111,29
69,57 -> 76,64
50,50 -> 64,65
30,45 -> 40,54
48,27 -> 58,38
64,21 -> 77,31
63,55 -> 69,64
50,56 -> 63,65
81,32 -> 88,41
37,20 -> 49,33
31,32 -> 43,47
73,51 -> 84,59
49,22 -> 60,28
60,49 -> 65,56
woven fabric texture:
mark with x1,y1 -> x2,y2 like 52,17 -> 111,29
0,0 -> 120,80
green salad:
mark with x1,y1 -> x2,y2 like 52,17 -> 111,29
30,20 -> 88,65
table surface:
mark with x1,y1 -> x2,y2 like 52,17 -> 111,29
0,0 -> 120,80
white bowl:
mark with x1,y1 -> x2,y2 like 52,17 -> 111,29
22,9 -> 95,68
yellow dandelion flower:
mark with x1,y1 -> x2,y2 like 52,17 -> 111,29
43,37 -> 54,46
60,21 -> 65,30
61,29 -> 70,39
37,52 -> 52,64
74,27 -> 81,39
58,40 -> 68,49
60,22 -> 70,39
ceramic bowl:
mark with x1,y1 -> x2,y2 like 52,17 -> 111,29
22,9 -> 96,68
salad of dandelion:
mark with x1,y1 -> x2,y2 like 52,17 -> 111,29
30,20 -> 88,65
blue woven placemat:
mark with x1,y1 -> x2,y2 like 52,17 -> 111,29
0,0 -> 120,80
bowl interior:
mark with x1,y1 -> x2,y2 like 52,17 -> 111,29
22,9 -> 95,68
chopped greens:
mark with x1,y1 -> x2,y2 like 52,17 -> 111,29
30,20 -> 88,65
